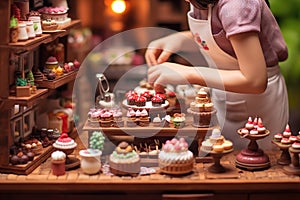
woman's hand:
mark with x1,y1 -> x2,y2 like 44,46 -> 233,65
148,62 -> 195,92
145,31 -> 195,66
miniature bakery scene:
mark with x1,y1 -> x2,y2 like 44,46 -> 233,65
1,0 -> 300,199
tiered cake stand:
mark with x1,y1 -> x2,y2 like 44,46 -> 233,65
272,140 -> 291,165
235,129 -> 270,170
201,148 -> 233,173
283,147 -> 300,175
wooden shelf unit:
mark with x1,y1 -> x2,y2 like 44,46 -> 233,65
0,0 -> 81,175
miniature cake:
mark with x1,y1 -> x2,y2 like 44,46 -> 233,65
201,128 -> 233,153
152,114 -> 162,127
109,141 -> 141,176
151,95 -> 164,107
138,109 -> 150,126
45,56 -> 58,71
187,87 -> 216,127
42,19 -> 59,30
53,133 -> 77,150
38,6 -> 70,26
172,113 -> 186,128
51,150 -> 66,176
159,138 -> 194,175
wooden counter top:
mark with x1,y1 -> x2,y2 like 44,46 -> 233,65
0,132 -> 299,199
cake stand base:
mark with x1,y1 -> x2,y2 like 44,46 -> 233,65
235,149 -> 270,171
283,165 -> 300,176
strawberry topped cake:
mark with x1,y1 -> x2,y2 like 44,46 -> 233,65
53,133 -> 77,150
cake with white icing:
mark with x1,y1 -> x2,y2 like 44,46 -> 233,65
159,138 -> 194,175
53,133 -> 77,150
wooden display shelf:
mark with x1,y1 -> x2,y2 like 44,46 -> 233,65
0,145 -> 54,175
35,70 -> 78,89
1,20 -> 81,52
7,89 -> 49,106
83,119 -> 216,138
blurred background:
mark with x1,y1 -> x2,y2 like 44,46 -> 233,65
66,0 -> 300,133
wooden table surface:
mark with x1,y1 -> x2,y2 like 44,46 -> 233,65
0,132 -> 299,197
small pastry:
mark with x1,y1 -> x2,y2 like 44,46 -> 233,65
212,144 -> 224,153
283,124 -> 291,138
292,142 -> 300,149
281,138 -> 291,145
273,133 -> 283,142
289,136 -> 298,143
222,140 -> 233,150
241,128 -> 249,135
250,129 -> 258,135
257,118 -> 266,134
245,116 -> 254,130
201,140 -> 213,151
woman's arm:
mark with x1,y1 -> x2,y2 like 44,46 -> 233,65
148,31 -> 268,94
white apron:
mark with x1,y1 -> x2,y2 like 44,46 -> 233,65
187,4 -> 289,149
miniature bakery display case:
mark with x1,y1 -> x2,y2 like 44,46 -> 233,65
0,0 -> 81,174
